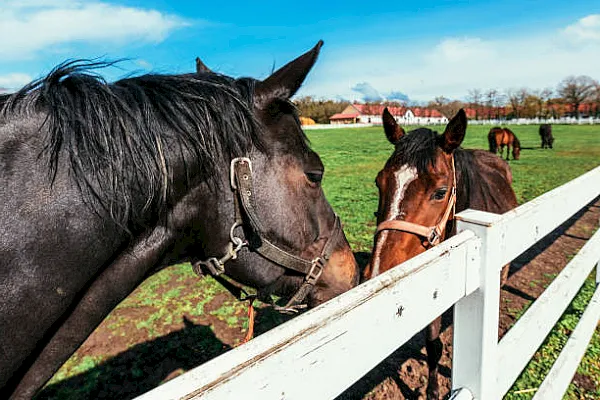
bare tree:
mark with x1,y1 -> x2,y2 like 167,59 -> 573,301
537,88 -> 553,118
557,75 -> 595,118
429,96 -> 464,119
484,89 -> 500,119
522,94 -> 542,118
294,96 -> 350,124
591,80 -> 600,118
467,89 -> 482,119
506,88 -> 529,119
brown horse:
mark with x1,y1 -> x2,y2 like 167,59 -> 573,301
363,108 -> 518,399
488,127 -> 521,160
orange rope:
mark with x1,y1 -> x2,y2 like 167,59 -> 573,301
241,298 -> 255,345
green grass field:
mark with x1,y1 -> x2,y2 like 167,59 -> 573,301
43,123 -> 600,399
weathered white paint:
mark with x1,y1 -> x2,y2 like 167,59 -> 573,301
135,232 -> 480,400
452,211 -> 504,400
496,229 -> 600,396
448,387 -> 475,400
532,285 -> 600,400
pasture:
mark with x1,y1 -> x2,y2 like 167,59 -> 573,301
38,123 -> 600,399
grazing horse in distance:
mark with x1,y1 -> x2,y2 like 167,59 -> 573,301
0,41 -> 359,399
539,124 -> 554,149
488,126 -> 521,160
364,108 -> 518,399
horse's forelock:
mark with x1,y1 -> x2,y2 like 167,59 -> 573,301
388,127 -> 439,175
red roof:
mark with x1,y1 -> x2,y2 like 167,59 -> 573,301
463,108 -> 477,118
330,103 -> 446,120
566,103 -> 593,113
329,113 -> 359,120
352,104 -> 406,116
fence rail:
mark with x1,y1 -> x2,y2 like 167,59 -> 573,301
135,165 -> 600,400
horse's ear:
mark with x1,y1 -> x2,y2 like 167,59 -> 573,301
441,109 -> 467,153
195,57 -> 210,73
254,40 -> 323,108
382,107 -> 405,145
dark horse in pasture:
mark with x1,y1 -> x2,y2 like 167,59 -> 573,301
0,42 -> 359,399
488,126 -> 521,160
363,108 -> 518,399
539,123 -> 554,149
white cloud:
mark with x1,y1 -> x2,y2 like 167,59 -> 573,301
0,1 -> 190,60
563,14 -> 600,43
0,73 -> 33,91
432,37 -> 497,63
298,14 -> 600,102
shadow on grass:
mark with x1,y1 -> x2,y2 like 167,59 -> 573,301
36,318 -> 230,400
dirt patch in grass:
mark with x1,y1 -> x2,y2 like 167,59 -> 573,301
573,372 -> 597,393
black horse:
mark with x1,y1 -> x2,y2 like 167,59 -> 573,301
0,41 -> 359,399
539,123 -> 554,149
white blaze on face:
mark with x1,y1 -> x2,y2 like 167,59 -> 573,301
387,165 -> 418,220
370,164 -> 418,277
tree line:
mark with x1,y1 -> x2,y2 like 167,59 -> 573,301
294,75 -> 600,122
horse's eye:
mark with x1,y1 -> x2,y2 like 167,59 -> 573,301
431,188 -> 448,201
305,171 -> 323,184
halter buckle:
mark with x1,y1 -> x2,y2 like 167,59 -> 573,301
428,229 -> 441,246
306,257 -> 326,285
230,157 -> 252,190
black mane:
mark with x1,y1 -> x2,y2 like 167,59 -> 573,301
387,127 -> 474,195
387,127 -> 441,174
1,60 -> 264,230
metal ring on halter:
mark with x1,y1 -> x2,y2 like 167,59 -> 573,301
229,221 -> 247,250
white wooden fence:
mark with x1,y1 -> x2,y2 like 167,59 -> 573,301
303,117 -> 599,130
135,165 -> 600,400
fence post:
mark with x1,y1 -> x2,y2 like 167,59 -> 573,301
452,210 -> 504,399
597,215 -> 600,287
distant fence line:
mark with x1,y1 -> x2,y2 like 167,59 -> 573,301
303,117 -> 599,130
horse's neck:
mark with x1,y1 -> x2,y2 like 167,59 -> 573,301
455,150 -> 516,215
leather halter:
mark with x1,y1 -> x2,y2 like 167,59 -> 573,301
375,157 -> 457,248
193,157 -> 342,313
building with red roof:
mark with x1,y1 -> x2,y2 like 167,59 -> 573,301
329,104 -> 448,125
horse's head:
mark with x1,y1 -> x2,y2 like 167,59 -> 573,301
197,42 -> 358,309
363,108 -> 467,279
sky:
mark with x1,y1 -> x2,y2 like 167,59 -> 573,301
1,0 -> 599,103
